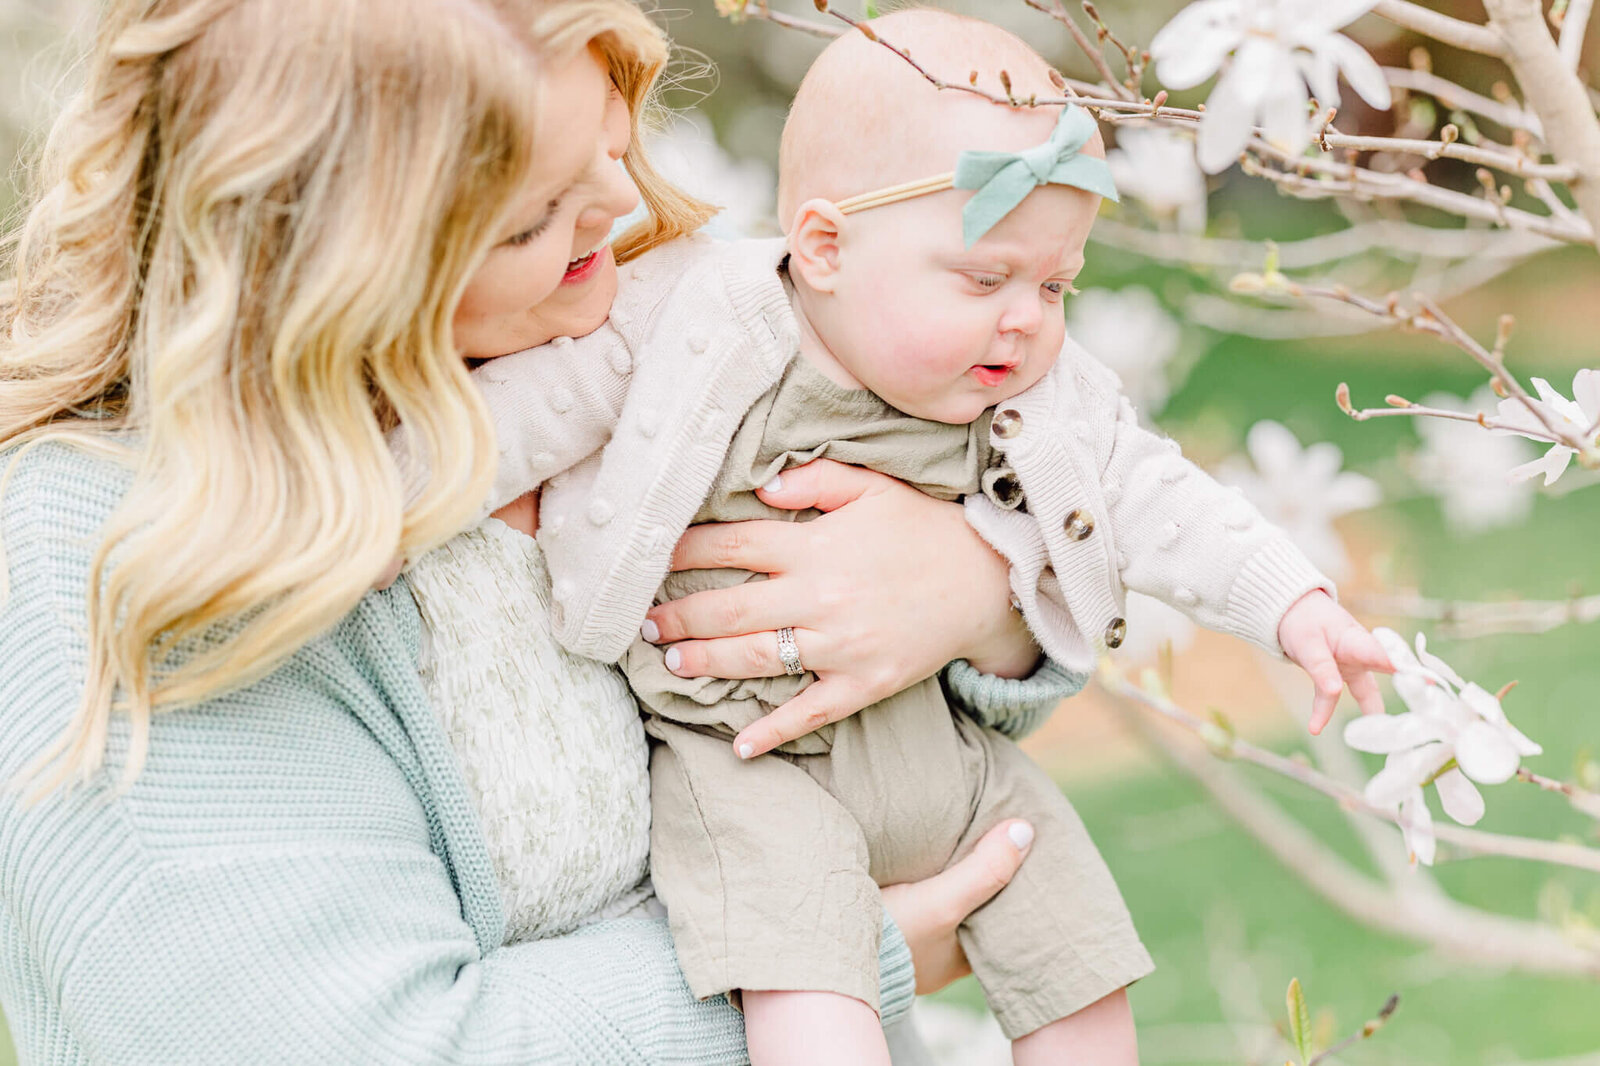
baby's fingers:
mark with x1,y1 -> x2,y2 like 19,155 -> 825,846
1301,644 -> 1345,736
1335,624 -> 1396,675
1341,661 -> 1386,718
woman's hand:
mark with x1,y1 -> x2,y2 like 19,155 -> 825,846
640,460 -> 1041,757
881,819 -> 1034,994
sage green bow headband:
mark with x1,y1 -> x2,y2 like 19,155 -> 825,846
834,104 -> 1118,248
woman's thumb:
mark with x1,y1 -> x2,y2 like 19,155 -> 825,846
754,458 -> 891,513
925,819 -> 1032,921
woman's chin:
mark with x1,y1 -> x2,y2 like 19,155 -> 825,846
548,247 -> 619,340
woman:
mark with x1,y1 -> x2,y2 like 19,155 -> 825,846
0,1 -> 1080,1062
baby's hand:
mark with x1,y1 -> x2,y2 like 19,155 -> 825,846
1277,590 -> 1394,736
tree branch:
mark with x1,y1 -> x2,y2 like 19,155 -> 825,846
1483,0 -> 1600,250
1373,0 -> 1508,58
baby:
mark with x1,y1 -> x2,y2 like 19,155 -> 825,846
470,9 -> 1388,1064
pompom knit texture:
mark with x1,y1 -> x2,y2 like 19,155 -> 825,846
0,442 -> 1075,1064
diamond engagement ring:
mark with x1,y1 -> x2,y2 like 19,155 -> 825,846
776,627 -> 804,676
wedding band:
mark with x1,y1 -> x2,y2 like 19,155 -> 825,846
776,627 -> 804,676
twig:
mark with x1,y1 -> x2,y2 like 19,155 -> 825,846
1321,131 -> 1577,181
1558,0 -> 1594,70
1517,767 -> 1600,820
1383,67 -> 1544,138
1373,0 -> 1508,58
1019,0 -> 1134,101
1338,390 -> 1574,447
1103,671 -> 1600,977
1349,589 -> 1600,638
1306,995 -> 1400,1066
1100,669 -> 1600,875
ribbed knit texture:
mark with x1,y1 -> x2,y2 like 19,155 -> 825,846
0,442 -> 930,1065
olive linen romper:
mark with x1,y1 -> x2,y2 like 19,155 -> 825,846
630,355 -> 1153,1040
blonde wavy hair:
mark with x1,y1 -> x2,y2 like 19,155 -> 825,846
0,0 -> 714,795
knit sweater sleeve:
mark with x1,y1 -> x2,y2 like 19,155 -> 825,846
940,657 -> 1088,739
0,444 -> 913,1066
1086,359 -> 1333,656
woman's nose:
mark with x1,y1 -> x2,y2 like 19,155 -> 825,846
576,160 -> 641,235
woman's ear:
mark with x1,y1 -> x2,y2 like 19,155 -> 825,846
786,197 -> 848,294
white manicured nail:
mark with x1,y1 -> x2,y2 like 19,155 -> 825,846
641,619 -> 660,642
1007,822 -> 1035,850
665,647 -> 682,673
762,475 -> 783,493
738,743 -> 754,759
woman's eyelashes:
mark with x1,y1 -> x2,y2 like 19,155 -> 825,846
503,194 -> 567,248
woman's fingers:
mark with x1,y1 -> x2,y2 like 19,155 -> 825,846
667,518 -> 803,575
755,458 -> 898,513
645,579 -> 797,645
732,677 -> 856,758
663,628 -> 818,681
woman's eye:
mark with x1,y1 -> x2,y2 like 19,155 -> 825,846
504,225 -> 543,248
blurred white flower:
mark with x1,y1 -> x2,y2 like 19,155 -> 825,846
1409,387 -> 1537,534
914,1002 -> 1010,1066
1106,126 -> 1208,233
611,110 -> 776,241
1150,0 -> 1392,173
1492,369 -> 1600,486
1067,287 -> 1184,417
1345,628 -> 1542,866
1215,420 -> 1380,581
1111,591 -> 1199,664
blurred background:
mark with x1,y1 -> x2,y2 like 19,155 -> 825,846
3,1 -> 1598,1062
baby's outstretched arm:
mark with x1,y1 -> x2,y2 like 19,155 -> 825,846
1278,589 -> 1394,734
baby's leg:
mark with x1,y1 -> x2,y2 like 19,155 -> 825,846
949,723 -> 1153,1050
1012,988 -> 1136,1066
646,720 -> 889,1062
744,990 -> 890,1066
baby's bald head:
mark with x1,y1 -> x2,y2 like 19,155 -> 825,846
777,8 -> 1102,228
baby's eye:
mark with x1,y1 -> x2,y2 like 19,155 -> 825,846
968,273 -> 1005,291
1042,279 -> 1080,301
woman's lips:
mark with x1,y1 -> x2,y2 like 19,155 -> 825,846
561,245 -> 608,285
971,364 -> 1014,388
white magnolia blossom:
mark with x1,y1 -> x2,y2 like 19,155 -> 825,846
1112,591 -> 1199,664
1493,369 -> 1600,487
1215,420 -> 1381,581
1410,387 -> 1538,534
1345,629 -> 1542,865
1066,287 -> 1184,418
1105,125 -> 1209,233
1150,0 -> 1393,174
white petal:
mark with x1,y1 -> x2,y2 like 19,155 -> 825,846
1151,1 -> 1241,89
1323,32 -> 1392,109
1323,470 -> 1383,515
1255,49 -> 1312,154
1399,788 -> 1436,865
1572,368 -> 1600,423
1457,682 -> 1506,724
1433,768 -> 1485,825
1504,720 -> 1543,758
1300,0 -> 1383,31
1344,712 -> 1445,753
1196,62 -> 1259,173
1371,628 -> 1420,673
1455,721 -> 1521,783
1365,742 -> 1450,807
1413,633 -> 1465,689
1508,446 -> 1574,486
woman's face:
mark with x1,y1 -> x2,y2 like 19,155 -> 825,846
453,45 -> 639,360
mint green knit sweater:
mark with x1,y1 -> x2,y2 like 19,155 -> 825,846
0,442 -> 1084,1065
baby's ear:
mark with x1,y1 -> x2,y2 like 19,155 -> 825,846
786,197 -> 848,294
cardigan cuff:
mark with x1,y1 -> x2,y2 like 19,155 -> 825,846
941,656 -> 1089,740
1220,537 -> 1335,658
877,910 -> 916,1027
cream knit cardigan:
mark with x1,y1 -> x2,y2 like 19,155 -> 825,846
470,235 -> 1332,670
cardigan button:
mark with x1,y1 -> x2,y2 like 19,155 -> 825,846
1103,617 -> 1127,649
688,334 -> 709,354
1063,509 -> 1095,541
991,409 -> 1023,440
981,466 -> 1025,510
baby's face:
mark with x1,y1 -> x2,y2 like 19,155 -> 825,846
823,181 -> 1099,425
